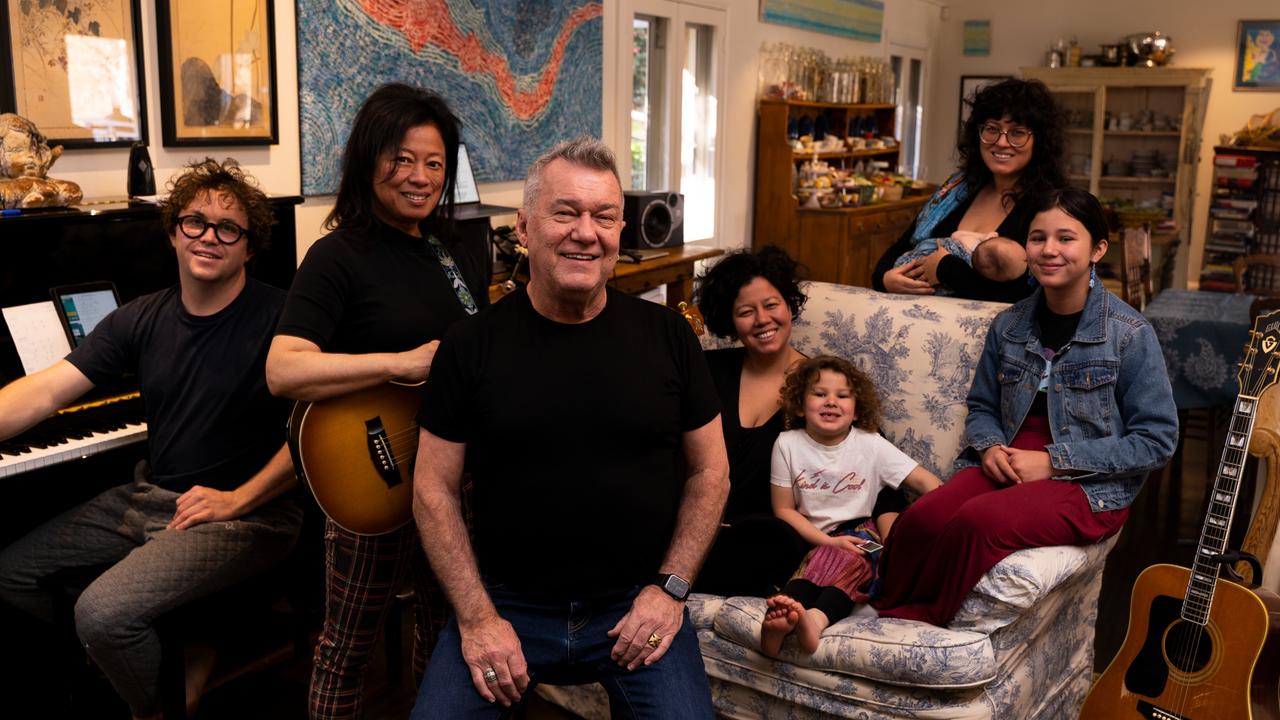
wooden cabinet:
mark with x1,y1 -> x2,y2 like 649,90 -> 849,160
753,99 -> 929,288
1021,67 -> 1211,289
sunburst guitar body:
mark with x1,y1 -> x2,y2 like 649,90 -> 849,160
1082,309 -> 1280,719
287,381 -> 423,535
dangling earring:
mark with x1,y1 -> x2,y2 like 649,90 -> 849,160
1089,263 -> 1097,289
1027,272 -> 1038,287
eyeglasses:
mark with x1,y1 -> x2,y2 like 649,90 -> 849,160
176,215 -> 249,245
979,124 -> 1032,148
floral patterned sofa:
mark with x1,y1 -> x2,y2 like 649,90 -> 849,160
539,283 -> 1113,719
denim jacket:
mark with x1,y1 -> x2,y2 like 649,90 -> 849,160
960,284 -> 1178,512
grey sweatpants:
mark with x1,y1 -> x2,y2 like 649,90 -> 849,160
0,463 -> 302,716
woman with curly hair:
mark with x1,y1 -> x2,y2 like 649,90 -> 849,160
872,78 -> 1067,302
760,356 -> 940,657
690,246 -> 811,597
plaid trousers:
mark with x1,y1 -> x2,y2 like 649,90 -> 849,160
308,519 -> 445,720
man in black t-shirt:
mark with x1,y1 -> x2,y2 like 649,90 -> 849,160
411,138 -> 729,719
0,159 -> 301,720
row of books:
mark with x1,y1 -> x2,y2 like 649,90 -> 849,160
1200,152 -> 1263,291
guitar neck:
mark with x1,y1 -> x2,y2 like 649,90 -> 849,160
1184,396 -> 1259,625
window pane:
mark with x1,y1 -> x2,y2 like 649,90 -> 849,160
631,18 -> 651,190
680,23 -> 716,241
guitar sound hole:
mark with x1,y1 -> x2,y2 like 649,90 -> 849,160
1163,621 -> 1212,674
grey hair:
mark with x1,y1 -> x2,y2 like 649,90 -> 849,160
522,137 -> 621,211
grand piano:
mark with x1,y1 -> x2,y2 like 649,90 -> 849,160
0,197 -> 300,539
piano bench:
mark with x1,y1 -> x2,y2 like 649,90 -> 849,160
38,563 -> 315,719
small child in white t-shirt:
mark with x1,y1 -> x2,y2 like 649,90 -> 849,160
761,355 -> 941,658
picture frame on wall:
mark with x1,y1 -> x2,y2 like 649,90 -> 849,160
0,0 -> 148,149
155,0 -> 279,146
1234,20 -> 1280,91
959,75 -> 1011,128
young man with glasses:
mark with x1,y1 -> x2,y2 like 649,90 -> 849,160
0,158 -> 301,720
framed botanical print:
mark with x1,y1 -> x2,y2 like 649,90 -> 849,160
0,0 -> 148,149
1235,20 -> 1280,91
154,0 -> 279,146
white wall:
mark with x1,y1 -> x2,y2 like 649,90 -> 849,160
42,0 -> 943,260
924,0 -> 1280,287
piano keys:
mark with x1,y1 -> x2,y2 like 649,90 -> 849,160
0,394 -> 146,479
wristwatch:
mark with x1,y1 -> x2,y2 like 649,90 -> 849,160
654,573 -> 691,601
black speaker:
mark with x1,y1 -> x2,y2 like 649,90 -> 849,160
621,191 -> 683,249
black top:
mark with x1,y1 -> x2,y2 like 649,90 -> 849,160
871,193 -> 1038,303
705,347 -> 786,522
276,220 -> 489,353
420,288 -> 721,599
66,280 -> 288,491
1029,296 -> 1085,417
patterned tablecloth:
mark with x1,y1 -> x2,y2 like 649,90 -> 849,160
1143,289 -> 1255,409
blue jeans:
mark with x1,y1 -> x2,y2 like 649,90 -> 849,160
411,585 -> 714,719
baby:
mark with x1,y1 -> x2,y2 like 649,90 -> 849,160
892,230 -> 1028,294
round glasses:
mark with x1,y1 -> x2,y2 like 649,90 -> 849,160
176,215 -> 249,245
979,124 -> 1032,148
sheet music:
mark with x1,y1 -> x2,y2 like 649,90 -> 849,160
2,301 -> 71,375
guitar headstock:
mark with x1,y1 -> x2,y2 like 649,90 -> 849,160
1240,308 -> 1280,399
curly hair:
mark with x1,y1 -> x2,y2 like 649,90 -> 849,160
695,245 -> 807,339
326,83 -> 461,236
957,78 -> 1066,205
159,157 -> 273,254
780,355 -> 882,434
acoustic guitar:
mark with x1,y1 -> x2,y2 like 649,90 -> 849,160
1081,309 -> 1280,719
287,381 -> 423,535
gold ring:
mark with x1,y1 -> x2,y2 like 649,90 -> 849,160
647,631 -> 662,648
483,667 -> 498,684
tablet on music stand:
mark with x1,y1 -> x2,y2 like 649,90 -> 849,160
50,281 -> 121,348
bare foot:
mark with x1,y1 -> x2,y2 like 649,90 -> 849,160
761,595 -> 802,657
184,643 -> 218,718
794,607 -> 830,654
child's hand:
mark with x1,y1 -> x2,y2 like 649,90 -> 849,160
825,535 -> 864,553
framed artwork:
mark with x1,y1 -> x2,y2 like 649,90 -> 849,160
155,0 -> 278,146
1234,20 -> 1280,91
759,0 -> 883,42
296,0 -> 603,195
959,75 -> 1010,127
0,0 -> 147,149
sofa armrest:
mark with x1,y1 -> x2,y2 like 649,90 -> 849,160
949,535 -> 1119,634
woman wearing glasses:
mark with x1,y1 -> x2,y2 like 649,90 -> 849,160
266,84 -> 488,719
872,78 -> 1066,302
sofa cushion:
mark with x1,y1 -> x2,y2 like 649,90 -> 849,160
711,596 -> 996,688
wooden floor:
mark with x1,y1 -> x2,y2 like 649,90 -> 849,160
14,428 -> 1231,719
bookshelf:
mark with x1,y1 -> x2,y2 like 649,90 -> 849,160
1200,146 -> 1280,292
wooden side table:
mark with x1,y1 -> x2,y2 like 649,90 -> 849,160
488,242 -> 723,307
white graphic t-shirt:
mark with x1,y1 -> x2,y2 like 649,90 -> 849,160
770,427 -> 919,534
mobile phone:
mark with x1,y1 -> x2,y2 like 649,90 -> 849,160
858,540 -> 883,554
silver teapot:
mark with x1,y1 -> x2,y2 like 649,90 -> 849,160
1123,32 -> 1175,67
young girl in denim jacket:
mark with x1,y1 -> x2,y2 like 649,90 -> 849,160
874,188 -> 1178,626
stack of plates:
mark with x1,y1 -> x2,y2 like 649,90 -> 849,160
1130,150 -> 1158,177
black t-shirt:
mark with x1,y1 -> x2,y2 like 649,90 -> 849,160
871,192 -> 1038,303
276,220 -> 489,353
1029,296 -> 1084,417
705,347 -> 785,522
420,288 -> 721,598
66,280 -> 288,491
